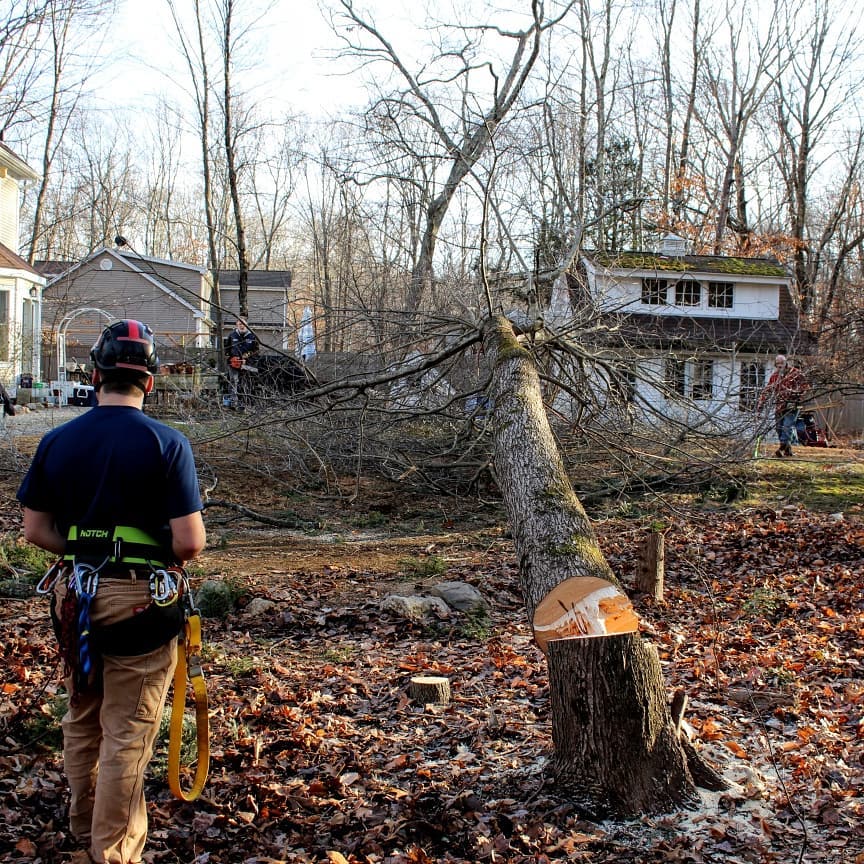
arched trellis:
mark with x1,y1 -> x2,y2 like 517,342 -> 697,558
56,307 -> 113,383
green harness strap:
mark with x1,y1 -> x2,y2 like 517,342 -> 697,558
64,525 -> 171,568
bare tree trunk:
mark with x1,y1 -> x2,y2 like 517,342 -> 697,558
657,0 -> 676,216
221,0 -> 250,318
170,0 -> 224,369
673,0 -> 701,222
27,10 -> 63,265
549,634 -> 693,812
483,314 -> 723,814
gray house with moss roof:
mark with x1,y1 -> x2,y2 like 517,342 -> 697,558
551,235 -> 806,426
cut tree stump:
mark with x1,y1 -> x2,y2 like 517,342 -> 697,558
409,675 -> 451,705
548,632 -> 714,812
532,576 -> 638,654
637,530 -> 665,601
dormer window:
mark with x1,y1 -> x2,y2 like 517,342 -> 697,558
708,281 -> 734,308
674,278 -> 701,306
641,278 -> 667,305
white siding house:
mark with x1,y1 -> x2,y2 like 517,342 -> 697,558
548,237 -> 805,429
0,144 -> 45,385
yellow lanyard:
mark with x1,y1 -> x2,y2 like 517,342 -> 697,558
167,614 -> 210,801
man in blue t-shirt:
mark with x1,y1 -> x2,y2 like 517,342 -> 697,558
17,320 -> 206,864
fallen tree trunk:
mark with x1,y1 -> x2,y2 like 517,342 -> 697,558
483,315 -> 724,814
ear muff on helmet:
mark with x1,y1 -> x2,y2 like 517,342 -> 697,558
91,320 -> 160,375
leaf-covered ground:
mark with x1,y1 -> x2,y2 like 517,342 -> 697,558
0,449 -> 863,863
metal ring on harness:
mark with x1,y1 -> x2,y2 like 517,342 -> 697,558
149,569 -> 180,606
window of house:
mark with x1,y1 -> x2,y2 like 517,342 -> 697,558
674,278 -> 701,306
690,359 -> 714,400
641,278 -> 667,305
665,357 -> 713,400
708,281 -> 734,309
0,290 -> 9,362
738,362 -> 765,411
665,358 -> 687,396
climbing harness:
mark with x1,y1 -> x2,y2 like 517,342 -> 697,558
167,573 -> 210,801
38,526 -> 211,800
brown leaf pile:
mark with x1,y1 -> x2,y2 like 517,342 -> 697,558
1,504 -> 862,864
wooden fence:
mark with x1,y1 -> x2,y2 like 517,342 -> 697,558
814,393 -> 864,439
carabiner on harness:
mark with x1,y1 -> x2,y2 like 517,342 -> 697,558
36,559 -> 64,596
72,562 -> 102,677
180,570 -> 198,616
71,561 -> 103,597
149,568 -> 180,606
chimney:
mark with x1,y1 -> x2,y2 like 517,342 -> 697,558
659,234 -> 688,257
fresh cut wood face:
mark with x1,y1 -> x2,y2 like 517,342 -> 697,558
532,576 -> 639,653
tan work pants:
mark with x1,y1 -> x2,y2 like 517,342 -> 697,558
56,576 -> 178,864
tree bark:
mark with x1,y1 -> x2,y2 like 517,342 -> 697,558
221,0 -> 250,318
409,676 -> 451,705
169,0 -> 225,370
549,634 -> 695,813
483,314 -> 722,814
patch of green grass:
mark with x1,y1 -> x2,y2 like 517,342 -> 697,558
0,537 -> 55,582
152,710 -> 198,778
0,538 -> 57,597
459,607 -> 493,641
223,655 -> 257,676
184,563 -> 209,581
318,644 -> 356,664
741,453 -> 864,512
698,480 -> 748,505
196,575 -> 249,619
398,555 -> 448,578
350,510 -> 390,529
200,644 -> 220,663
21,694 -> 67,752
743,585 -> 782,618
767,665 -> 797,688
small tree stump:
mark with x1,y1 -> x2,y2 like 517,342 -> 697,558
409,675 -> 451,705
637,530 -> 665,600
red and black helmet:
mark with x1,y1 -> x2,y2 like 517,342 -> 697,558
91,320 -> 159,375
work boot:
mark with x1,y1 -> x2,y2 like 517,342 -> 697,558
782,442 -> 793,457
774,447 -> 785,458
